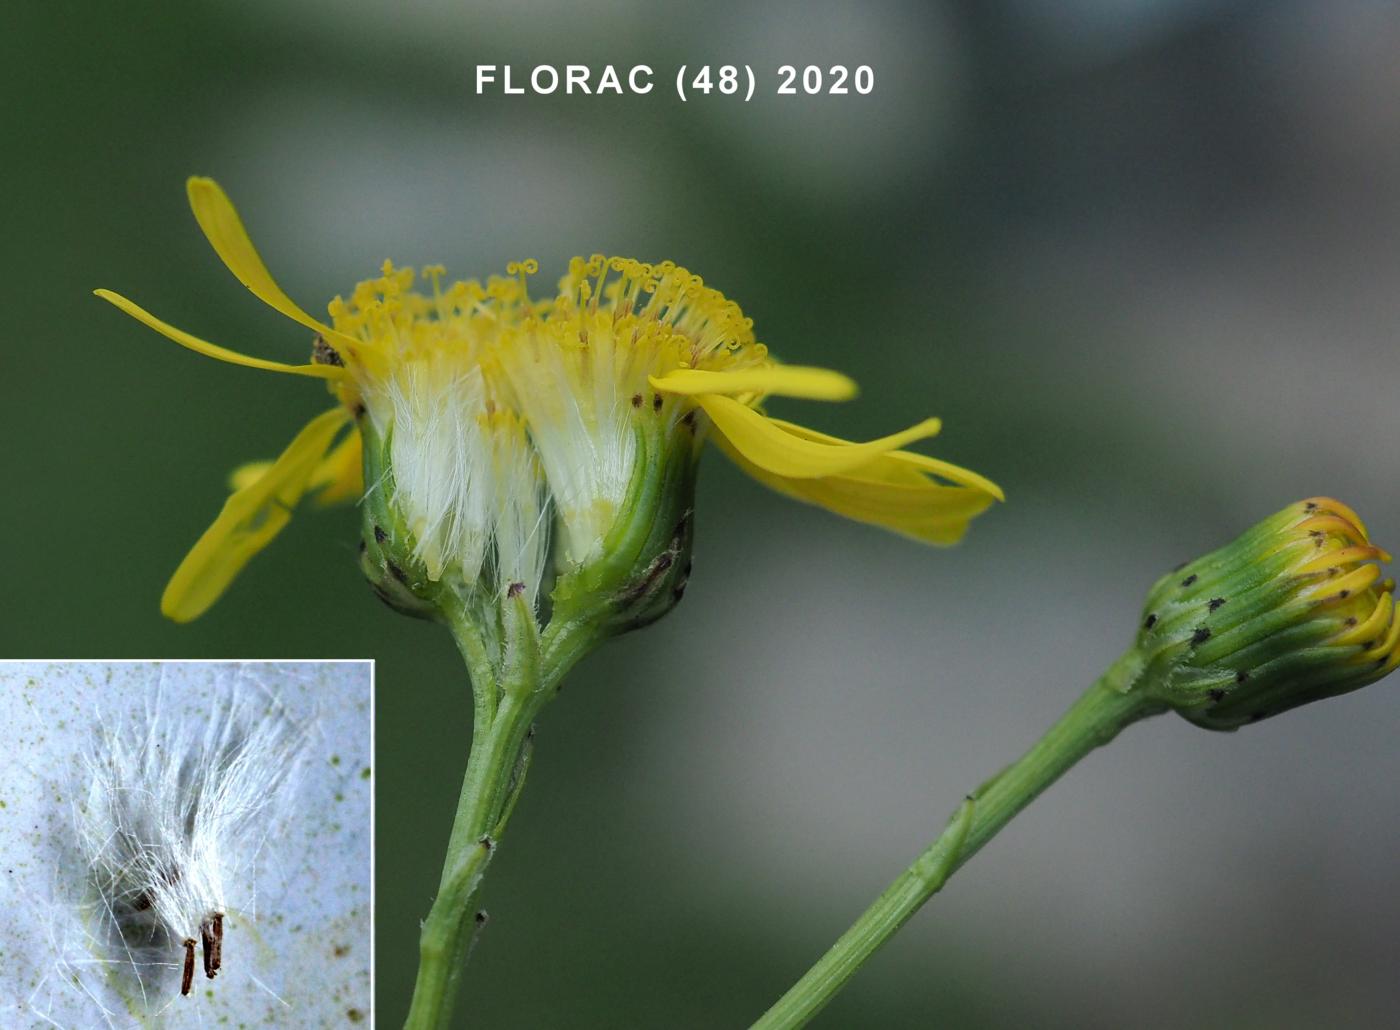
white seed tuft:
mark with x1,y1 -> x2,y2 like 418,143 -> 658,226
77,684 -> 308,999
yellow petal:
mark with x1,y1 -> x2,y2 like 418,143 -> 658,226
308,428 -> 364,505
161,407 -> 349,622
228,460 -> 271,492
696,394 -> 942,479
1361,594 -> 1400,662
185,177 -> 363,354
1297,545 -> 1387,575
712,431 -> 995,545
1335,590 -> 1392,646
228,427 -> 363,505
95,289 -> 346,380
766,417 -> 1004,500
649,365 -> 857,401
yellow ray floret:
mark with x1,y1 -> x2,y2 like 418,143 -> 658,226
230,429 -> 364,506
692,393 -> 945,479
93,290 -> 345,380
712,432 -> 996,545
161,407 -> 349,622
649,366 -> 857,401
185,177 -> 364,357
763,418 -> 1005,500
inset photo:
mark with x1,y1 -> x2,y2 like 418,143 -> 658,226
0,660 -> 372,1028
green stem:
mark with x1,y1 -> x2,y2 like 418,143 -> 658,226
750,668 -> 1164,1030
404,692 -> 536,1030
404,610 -> 601,1029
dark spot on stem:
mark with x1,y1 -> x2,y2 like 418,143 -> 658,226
506,581 -> 526,598
1191,627 -> 1211,645
1143,613 -> 1158,630
373,525 -> 388,544
1208,689 -> 1226,702
631,393 -> 643,408
1181,574 -> 1198,587
1208,598 -> 1226,611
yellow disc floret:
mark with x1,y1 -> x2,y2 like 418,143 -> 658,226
325,256 -> 771,568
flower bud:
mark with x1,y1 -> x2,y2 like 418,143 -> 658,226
1132,498 -> 1399,730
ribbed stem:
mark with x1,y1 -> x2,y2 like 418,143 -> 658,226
404,609 -> 603,1029
404,688 -> 536,1030
751,670 -> 1162,1030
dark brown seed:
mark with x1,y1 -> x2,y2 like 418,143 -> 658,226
180,939 -> 196,996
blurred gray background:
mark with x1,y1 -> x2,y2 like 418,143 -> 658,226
3,0 -> 1399,1026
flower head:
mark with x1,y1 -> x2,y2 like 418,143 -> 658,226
1133,498 -> 1400,729
96,178 -> 1001,633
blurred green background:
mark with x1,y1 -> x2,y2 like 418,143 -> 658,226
5,1 -> 1400,1027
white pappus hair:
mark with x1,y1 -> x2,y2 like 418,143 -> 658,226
77,684 -> 309,1004
383,361 -> 496,583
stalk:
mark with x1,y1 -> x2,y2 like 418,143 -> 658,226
751,665 -> 1163,1030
